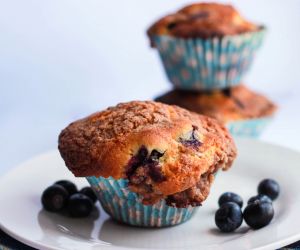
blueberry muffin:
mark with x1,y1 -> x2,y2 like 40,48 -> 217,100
58,101 -> 237,226
155,85 -> 277,137
148,3 -> 258,40
147,2 -> 266,90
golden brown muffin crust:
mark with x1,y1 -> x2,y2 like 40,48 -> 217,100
155,85 -> 277,123
58,101 -> 237,206
147,2 -> 259,41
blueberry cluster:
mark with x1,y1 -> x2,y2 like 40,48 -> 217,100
41,180 -> 98,218
215,178 -> 280,232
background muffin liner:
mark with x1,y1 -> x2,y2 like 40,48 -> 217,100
227,117 -> 272,138
152,28 -> 266,91
86,176 -> 198,227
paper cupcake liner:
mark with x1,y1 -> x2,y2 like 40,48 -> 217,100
227,117 -> 272,138
86,176 -> 198,227
152,28 -> 266,91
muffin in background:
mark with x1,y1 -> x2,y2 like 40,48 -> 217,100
155,85 -> 277,137
58,101 -> 237,227
148,2 -> 266,91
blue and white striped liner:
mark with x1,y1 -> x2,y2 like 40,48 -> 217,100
86,176 -> 198,227
152,28 -> 266,91
227,117 -> 272,138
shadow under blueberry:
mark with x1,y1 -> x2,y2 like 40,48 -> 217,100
209,226 -> 250,236
37,205 -> 101,243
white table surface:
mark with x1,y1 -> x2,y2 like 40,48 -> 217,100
1,0 -> 300,176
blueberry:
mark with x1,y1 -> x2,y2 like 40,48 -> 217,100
148,162 -> 166,182
248,194 -> 272,205
80,187 -> 97,203
222,88 -> 232,97
258,179 -> 280,200
218,192 -> 243,208
243,201 -> 274,229
55,180 -> 78,197
67,193 -> 93,218
179,126 -> 202,149
167,22 -> 177,30
215,202 -> 243,232
149,149 -> 164,161
41,184 -> 68,212
126,146 -> 148,178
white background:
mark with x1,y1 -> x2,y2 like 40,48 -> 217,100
1,0 -> 300,175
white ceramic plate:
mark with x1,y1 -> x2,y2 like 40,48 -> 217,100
1,139 -> 300,250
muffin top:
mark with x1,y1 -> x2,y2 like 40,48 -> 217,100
147,2 -> 258,40
155,85 -> 277,124
59,101 -> 236,206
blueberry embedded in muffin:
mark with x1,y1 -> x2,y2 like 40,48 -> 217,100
179,125 -> 202,149
58,101 -> 237,207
